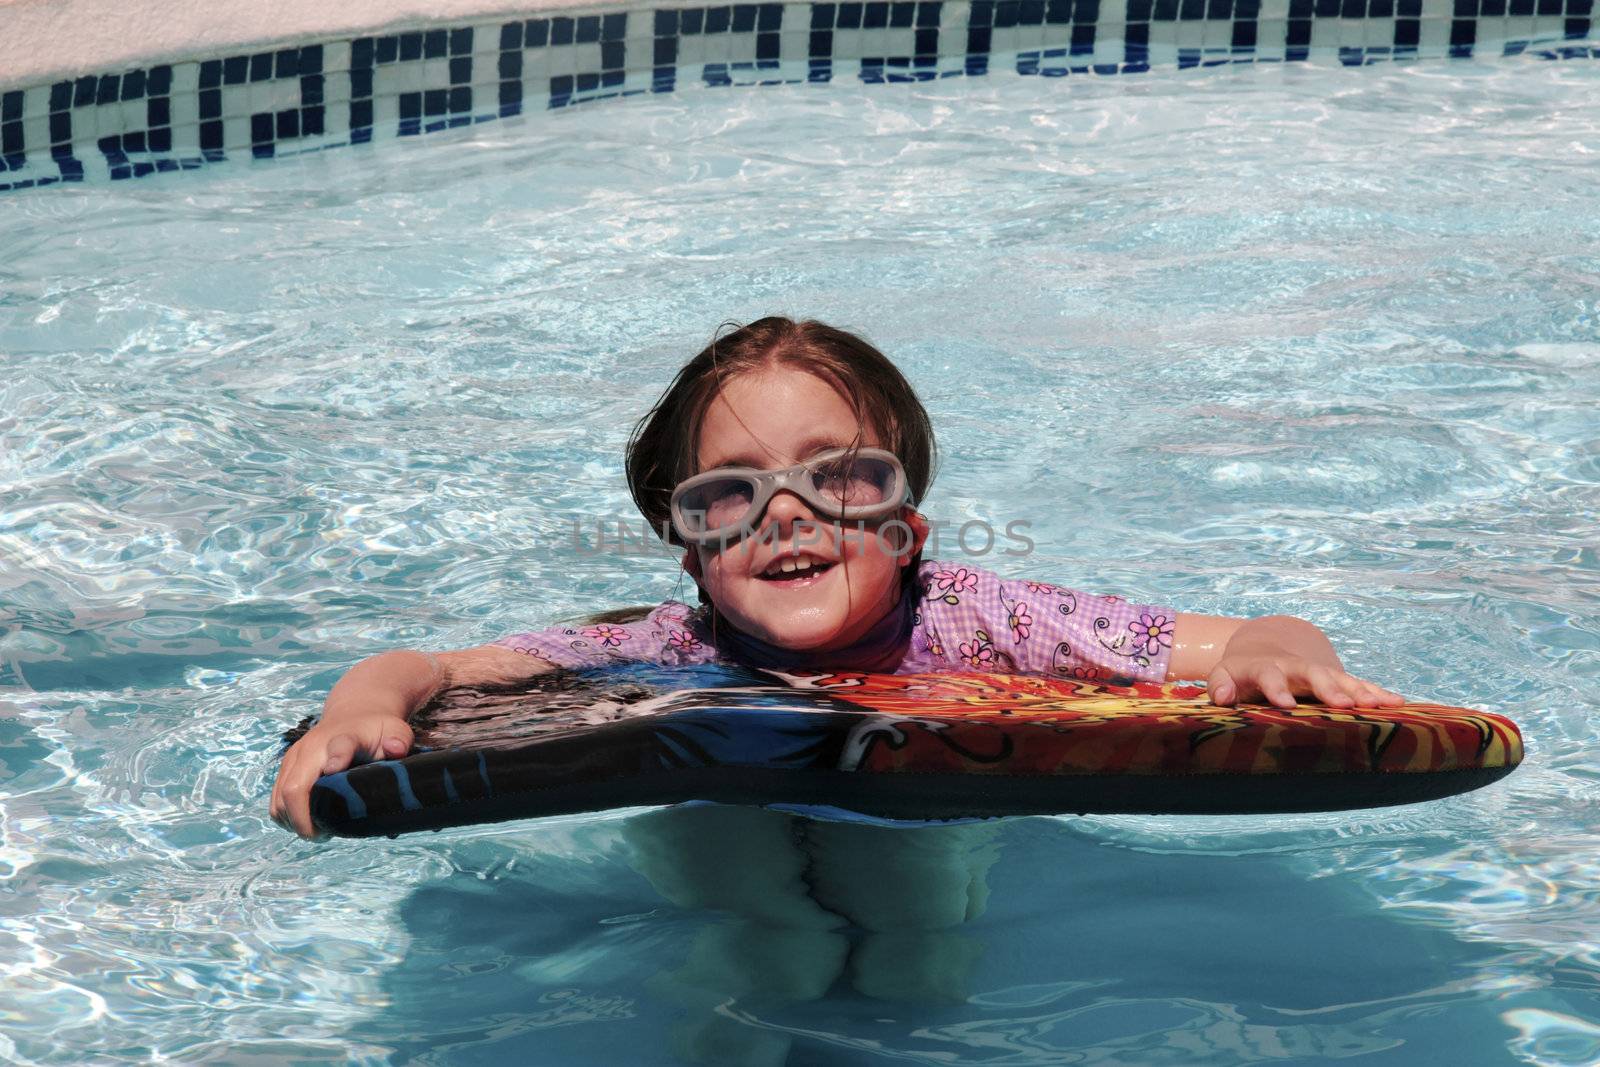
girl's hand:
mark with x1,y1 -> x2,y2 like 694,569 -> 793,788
1207,655 -> 1405,710
266,645 -> 558,839
269,714 -> 414,839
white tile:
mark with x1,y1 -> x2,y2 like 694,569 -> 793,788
322,74 -> 353,105
322,41 -> 354,75
1503,14 -> 1539,45
1255,17 -> 1291,54
1309,13 -> 1345,48
168,61 -> 200,94
1202,15 -> 1238,49
779,30 -> 814,62
1144,29 -> 1181,64
215,83 -> 254,120
473,18 -> 511,50
222,115 -> 252,151
1358,16 -> 1396,47
369,93 -> 399,136
22,115 -> 52,154
423,57 -> 452,86
165,123 -> 202,153
1089,29 -> 1126,66
247,79 -> 297,114
825,26 -> 863,58
1417,13 -> 1454,52
377,58 -> 427,93
1013,16 -> 1052,56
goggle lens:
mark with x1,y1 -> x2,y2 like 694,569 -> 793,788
810,455 -> 897,510
675,477 -> 757,534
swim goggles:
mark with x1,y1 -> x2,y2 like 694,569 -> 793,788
669,447 -> 911,548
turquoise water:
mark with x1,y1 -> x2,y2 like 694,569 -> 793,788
2,55 -> 1599,1064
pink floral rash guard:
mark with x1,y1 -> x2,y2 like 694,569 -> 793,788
492,560 -> 1179,684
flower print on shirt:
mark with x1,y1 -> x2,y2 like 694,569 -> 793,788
998,586 -> 1033,645
957,629 -> 1018,672
1091,613 -> 1155,670
912,608 -> 948,663
1010,602 -> 1033,643
582,624 -> 630,648
1048,640 -> 1108,681
666,628 -> 701,654
958,630 -> 998,669
929,566 -> 980,605
1130,612 -> 1174,658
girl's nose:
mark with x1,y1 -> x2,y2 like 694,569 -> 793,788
758,490 -> 835,554
762,489 -> 815,530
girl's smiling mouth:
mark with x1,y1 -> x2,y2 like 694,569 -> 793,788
755,553 -> 838,584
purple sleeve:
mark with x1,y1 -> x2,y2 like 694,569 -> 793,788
491,601 -> 720,670
915,560 -> 1177,682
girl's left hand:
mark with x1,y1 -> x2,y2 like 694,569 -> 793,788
1208,655 -> 1405,709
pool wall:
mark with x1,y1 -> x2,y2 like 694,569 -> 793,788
1,0 -> 1596,192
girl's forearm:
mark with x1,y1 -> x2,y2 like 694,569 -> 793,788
1222,615 -> 1344,671
318,650 -> 445,726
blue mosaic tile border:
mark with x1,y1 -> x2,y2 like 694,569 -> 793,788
2,0 -> 1596,192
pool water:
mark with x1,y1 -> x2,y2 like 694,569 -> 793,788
2,55 -> 1599,1065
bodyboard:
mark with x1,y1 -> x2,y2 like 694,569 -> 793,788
283,664 -> 1523,838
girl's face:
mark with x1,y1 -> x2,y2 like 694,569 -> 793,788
683,365 -> 927,651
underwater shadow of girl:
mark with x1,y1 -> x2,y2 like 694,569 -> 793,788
622,801 -> 1000,1067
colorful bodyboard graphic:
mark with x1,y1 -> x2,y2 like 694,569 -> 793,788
283,664 -> 1523,838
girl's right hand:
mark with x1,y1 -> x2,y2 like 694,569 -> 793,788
269,714 -> 415,839
267,644 -> 559,840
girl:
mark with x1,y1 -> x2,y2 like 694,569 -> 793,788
270,316 -> 1405,838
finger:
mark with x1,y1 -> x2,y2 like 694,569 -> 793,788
1260,665 -> 1296,708
273,747 -> 328,839
380,721 -> 414,759
1366,686 -> 1406,707
1342,675 -> 1405,707
321,733 -> 360,775
1305,668 -> 1356,710
286,766 -> 320,839
1369,682 -> 1406,705
1207,667 -> 1238,706
269,762 -> 297,830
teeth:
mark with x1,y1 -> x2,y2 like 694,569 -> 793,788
764,557 -> 825,577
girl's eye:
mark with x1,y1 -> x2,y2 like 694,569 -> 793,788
814,461 -> 878,503
814,461 -> 849,483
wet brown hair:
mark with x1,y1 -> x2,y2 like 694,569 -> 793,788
585,316 -> 937,618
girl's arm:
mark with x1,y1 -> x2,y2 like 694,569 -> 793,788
269,644 -> 558,839
1168,613 -> 1404,709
